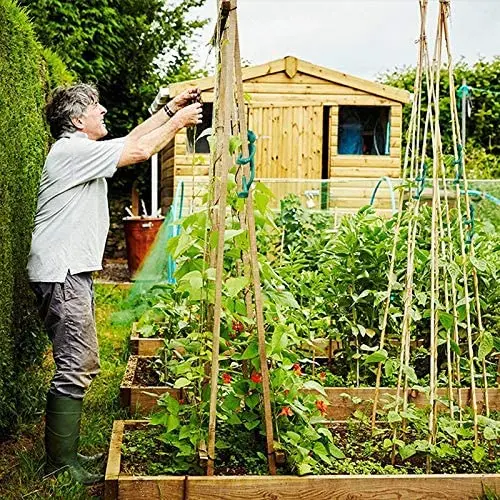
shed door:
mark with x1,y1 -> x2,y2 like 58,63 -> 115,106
248,105 -> 323,178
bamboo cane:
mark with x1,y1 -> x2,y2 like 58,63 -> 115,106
231,3 -> 276,474
207,0 -> 236,475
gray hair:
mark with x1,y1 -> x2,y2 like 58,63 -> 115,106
46,83 -> 99,139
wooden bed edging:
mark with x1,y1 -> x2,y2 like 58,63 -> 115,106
130,335 -> 341,357
119,355 -> 182,413
129,336 -> 164,356
105,420 -> 500,500
120,356 -> 500,419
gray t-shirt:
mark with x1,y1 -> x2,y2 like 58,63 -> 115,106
27,131 -> 125,282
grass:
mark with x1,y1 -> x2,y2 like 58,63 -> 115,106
0,283 -> 132,500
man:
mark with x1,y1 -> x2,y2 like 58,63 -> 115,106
27,83 -> 202,484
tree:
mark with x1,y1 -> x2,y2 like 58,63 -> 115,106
19,0 -> 207,137
379,57 -> 500,178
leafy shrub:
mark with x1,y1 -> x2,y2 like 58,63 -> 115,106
0,0 -> 71,436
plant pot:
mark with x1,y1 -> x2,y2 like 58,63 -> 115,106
123,216 -> 164,278
105,420 -> 500,500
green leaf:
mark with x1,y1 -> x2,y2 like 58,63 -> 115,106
225,276 -> 249,298
364,349 -> 388,364
245,392 -> 260,409
179,425 -> 192,440
271,327 -> 288,354
472,446 -> 486,463
382,438 -> 393,449
167,414 -> 180,433
223,394 -> 241,412
226,412 -> 242,425
297,462 -> 313,476
302,380 -> 327,398
224,229 -> 245,242
399,444 -> 416,460
229,135 -> 242,155
478,331 -> 494,361
173,377 -> 191,389
470,256 -> 487,272
172,232 -> 194,259
328,443 -> 346,459
313,442 -> 332,465
402,365 -> 418,384
387,410 -> 402,423
483,426 -> 496,441
240,342 -> 259,360
178,270 -> 203,292
439,311 -> 454,330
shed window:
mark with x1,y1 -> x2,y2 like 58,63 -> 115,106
186,103 -> 213,154
338,106 -> 390,155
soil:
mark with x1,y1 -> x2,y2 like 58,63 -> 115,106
95,258 -> 131,283
133,356 -> 162,386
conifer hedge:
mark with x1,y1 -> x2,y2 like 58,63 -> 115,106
0,0 -> 72,435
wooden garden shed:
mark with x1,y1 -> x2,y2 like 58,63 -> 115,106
150,56 -> 411,213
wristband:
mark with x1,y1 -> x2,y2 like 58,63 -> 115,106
164,104 -> 175,118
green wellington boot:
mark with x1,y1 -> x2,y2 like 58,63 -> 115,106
45,393 -> 104,485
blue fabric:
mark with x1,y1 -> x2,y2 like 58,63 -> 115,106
338,123 -> 362,154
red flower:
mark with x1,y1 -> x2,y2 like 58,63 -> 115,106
292,363 -> 302,376
319,372 -> 326,381
279,406 -> 293,417
315,399 -> 328,415
222,373 -> 232,384
251,372 -> 262,383
232,320 -> 244,333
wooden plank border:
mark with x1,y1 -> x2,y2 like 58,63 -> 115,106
119,355 -> 182,414
120,356 -> 500,418
105,421 -> 500,500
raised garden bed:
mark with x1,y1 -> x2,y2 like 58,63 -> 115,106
120,355 -> 182,413
105,420 -> 500,500
120,355 -> 500,418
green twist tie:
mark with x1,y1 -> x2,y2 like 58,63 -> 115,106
464,203 -> 475,247
237,130 -> 257,199
457,84 -> 472,110
413,163 -> 428,200
453,144 -> 464,185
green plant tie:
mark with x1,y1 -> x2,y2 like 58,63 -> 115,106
413,163 -> 428,200
453,144 -> 463,185
457,84 -> 472,110
237,130 -> 257,199
464,203 -> 475,247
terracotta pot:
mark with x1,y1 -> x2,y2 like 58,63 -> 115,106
123,217 -> 164,278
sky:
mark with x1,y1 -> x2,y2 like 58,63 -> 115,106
187,0 -> 500,80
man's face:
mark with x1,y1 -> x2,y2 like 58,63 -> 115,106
74,102 -> 108,140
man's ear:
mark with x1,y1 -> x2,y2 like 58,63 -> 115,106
71,116 -> 84,130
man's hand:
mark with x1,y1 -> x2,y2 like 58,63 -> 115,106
171,102 -> 203,128
170,88 -> 201,113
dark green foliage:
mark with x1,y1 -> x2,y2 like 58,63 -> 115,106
0,0 -> 70,436
379,58 -> 500,179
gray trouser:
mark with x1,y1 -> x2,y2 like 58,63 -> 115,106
30,272 -> 100,399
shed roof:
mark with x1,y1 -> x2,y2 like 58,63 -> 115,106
150,56 -> 411,113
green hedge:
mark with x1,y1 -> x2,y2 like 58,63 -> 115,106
0,0 -> 72,436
